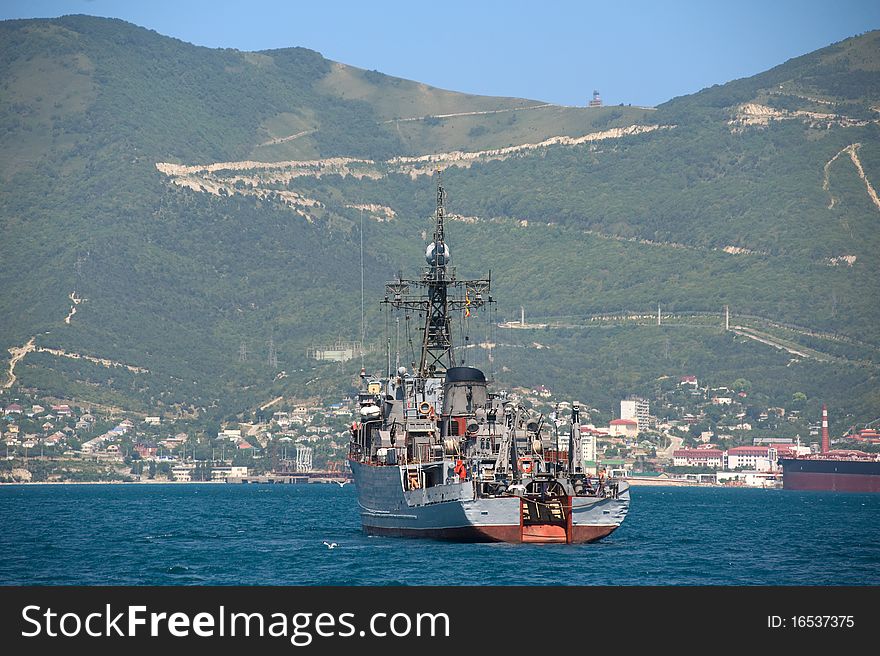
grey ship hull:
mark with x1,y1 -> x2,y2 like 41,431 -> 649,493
350,459 -> 630,543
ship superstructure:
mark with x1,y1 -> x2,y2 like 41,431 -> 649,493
347,172 -> 629,543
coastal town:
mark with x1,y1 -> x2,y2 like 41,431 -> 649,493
2,373 -> 876,487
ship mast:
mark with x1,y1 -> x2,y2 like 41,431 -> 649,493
420,172 -> 452,377
382,170 -> 492,380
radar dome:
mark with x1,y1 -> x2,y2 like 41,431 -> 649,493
425,242 -> 450,265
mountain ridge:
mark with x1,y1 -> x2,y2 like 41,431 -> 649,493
1,15 -> 878,426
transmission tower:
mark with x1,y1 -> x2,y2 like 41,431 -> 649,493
268,336 -> 278,369
239,340 -> 248,362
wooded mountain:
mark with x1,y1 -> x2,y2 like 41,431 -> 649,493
1,16 -> 878,429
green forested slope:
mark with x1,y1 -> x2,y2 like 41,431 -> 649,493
1,16 -> 878,430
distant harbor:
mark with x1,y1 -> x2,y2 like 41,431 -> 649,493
623,472 -> 782,488
2,371 -> 876,488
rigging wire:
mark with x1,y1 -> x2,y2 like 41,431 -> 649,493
458,298 -> 465,366
395,314 -> 401,373
406,312 -> 416,371
490,301 -> 497,382
360,209 -> 365,370
384,298 -> 390,378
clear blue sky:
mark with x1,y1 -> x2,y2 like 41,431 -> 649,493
3,0 -> 879,107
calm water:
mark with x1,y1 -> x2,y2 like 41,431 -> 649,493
0,484 -> 878,585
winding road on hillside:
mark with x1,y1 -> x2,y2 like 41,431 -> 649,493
3,337 -> 36,389
661,435 -> 684,460
823,143 -> 880,212
3,292 -> 148,390
501,310 -> 880,370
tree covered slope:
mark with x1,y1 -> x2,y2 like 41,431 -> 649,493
1,16 -> 878,427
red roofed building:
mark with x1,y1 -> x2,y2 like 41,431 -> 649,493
43,431 -> 65,446
673,448 -> 724,468
134,444 -> 157,459
854,429 -> 880,444
608,418 -> 639,438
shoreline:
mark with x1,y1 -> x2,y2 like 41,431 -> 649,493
624,478 -> 783,489
624,478 -> 702,487
0,479 -> 226,485
0,478 -> 777,489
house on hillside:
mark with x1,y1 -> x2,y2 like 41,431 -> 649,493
43,431 -> 65,446
608,418 -> 639,438
135,443 -> 158,459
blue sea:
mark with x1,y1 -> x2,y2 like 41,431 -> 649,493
0,484 -> 878,585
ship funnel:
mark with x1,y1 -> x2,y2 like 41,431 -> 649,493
442,367 -> 488,416
821,404 -> 830,454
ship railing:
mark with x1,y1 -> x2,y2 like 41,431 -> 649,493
576,482 -> 619,499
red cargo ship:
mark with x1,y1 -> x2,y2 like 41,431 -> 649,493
779,454 -> 880,493
779,404 -> 880,493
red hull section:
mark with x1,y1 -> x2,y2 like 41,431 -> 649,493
364,524 -> 617,544
521,524 -> 567,543
783,472 -> 880,493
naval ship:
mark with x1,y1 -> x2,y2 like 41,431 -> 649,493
347,173 -> 630,543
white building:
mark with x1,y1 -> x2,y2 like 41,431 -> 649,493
716,471 -> 782,488
556,427 -> 570,453
620,397 -> 651,431
673,449 -> 724,468
296,446 -> 313,473
211,466 -> 248,481
579,427 -> 597,465
727,447 -> 773,472
171,464 -> 195,482
273,411 -> 291,428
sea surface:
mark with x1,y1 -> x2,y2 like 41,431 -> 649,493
1,483 -> 878,585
